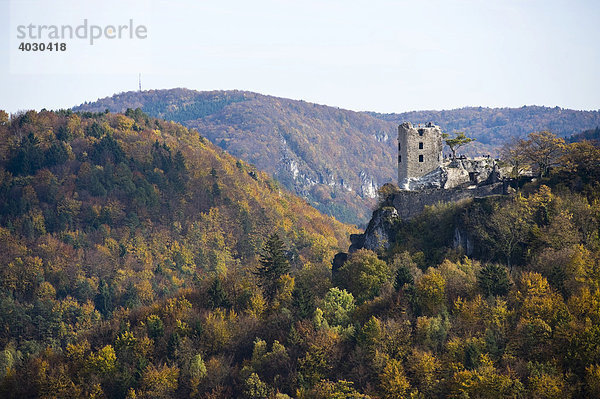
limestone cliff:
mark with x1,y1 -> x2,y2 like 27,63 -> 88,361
349,206 -> 399,253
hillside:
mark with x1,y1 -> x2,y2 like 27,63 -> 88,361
569,126 -> 600,143
74,89 -> 399,225
370,106 -> 600,153
2,111 -> 600,397
74,90 -> 600,225
0,108 -> 358,396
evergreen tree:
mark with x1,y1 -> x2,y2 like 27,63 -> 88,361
95,279 -> 113,316
255,233 -> 290,302
478,263 -> 511,297
208,277 -> 230,309
442,131 -> 474,159
394,266 -> 414,291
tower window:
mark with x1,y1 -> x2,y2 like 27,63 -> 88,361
419,142 -> 423,149
419,155 -> 424,162
418,129 -> 424,136
398,155 -> 401,163
398,143 -> 401,151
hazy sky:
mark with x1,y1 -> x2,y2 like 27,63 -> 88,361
1,0 -> 599,114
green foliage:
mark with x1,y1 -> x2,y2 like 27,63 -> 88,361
146,315 -> 165,339
0,107 -> 600,398
478,263 -> 511,297
442,131 -> 474,158
189,353 -> 207,380
394,266 -> 414,290
255,233 -> 290,303
320,288 -> 355,327
7,133 -> 45,175
207,278 -> 230,309
334,249 -> 390,303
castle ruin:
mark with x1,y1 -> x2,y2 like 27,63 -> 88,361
397,122 -> 443,184
397,122 -> 502,191
339,121 -> 510,263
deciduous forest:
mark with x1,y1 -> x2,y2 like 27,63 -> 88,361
1,108 -> 600,398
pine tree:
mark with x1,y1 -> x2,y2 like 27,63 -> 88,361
208,277 -> 230,309
255,233 -> 290,302
95,279 -> 113,317
478,263 -> 511,297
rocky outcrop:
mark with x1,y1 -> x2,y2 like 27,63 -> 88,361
349,206 -> 399,252
359,170 -> 378,199
400,167 -> 446,190
400,157 -> 504,191
453,225 -> 474,256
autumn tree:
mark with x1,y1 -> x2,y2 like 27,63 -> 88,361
379,358 -> 411,399
333,249 -> 390,303
522,130 -> 566,177
474,198 -> 530,270
501,137 -> 529,178
562,140 -> 600,183
138,363 -> 180,398
0,110 -> 8,126
301,380 -> 370,399
415,268 -> 446,315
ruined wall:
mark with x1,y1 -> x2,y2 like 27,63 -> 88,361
391,182 -> 506,220
398,122 -> 443,185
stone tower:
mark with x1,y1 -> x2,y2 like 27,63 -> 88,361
398,122 -> 443,185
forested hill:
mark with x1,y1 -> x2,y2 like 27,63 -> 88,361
74,89 -> 600,225
2,109 -> 600,397
0,107 -> 354,268
370,106 -> 600,151
569,126 -> 600,143
0,109 -> 356,392
74,89 -> 399,225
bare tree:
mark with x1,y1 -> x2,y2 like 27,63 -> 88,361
500,137 -> 529,178
521,131 -> 566,177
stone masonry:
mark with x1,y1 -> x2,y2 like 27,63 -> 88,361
397,122 -> 443,187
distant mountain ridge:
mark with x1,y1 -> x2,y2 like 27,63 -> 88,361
74,89 -> 399,225
74,89 -> 600,224
370,106 -> 600,151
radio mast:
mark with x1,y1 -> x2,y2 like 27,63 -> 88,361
138,73 -> 142,92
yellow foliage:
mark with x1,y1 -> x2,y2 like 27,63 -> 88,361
247,291 -> 267,318
139,363 -> 180,398
86,345 -> 116,375
416,267 -> 446,315
115,115 -> 135,131
585,364 -> 600,397
379,358 -> 411,399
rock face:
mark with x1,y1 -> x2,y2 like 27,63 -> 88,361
349,206 -> 399,253
401,157 -> 504,191
453,225 -> 475,256
359,170 -> 378,199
